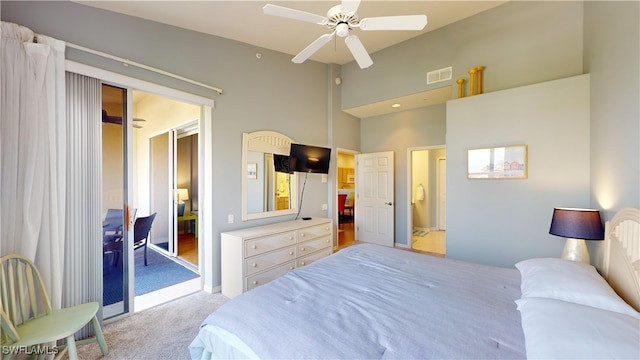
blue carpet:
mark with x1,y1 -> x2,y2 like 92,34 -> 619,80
103,247 -> 198,306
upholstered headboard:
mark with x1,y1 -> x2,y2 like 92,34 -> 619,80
602,208 -> 640,311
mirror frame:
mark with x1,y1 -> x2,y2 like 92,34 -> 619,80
242,131 -> 298,221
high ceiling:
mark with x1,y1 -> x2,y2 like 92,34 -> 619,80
74,1 -> 506,66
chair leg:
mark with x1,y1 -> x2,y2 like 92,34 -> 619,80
144,244 -> 147,266
65,336 -> 78,360
92,316 -> 109,356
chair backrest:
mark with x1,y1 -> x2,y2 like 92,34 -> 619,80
347,191 -> 354,207
0,254 -> 52,344
103,208 -> 124,234
133,213 -> 157,248
338,194 -> 347,212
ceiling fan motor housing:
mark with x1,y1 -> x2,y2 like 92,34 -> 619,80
327,4 -> 358,37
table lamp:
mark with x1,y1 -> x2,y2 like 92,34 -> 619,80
176,188 -> 189,216
549,207 -> 604,264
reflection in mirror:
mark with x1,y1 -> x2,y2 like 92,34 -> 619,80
242,131 -> 297,221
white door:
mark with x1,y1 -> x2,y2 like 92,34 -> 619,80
437,158 -> 446,230
355,151 -> 395,247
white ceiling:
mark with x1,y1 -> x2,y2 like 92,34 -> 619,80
75,0 -> 505,66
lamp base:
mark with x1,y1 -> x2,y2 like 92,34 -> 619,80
561,238 -> 590,264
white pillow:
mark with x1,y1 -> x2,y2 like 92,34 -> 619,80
517,297 -> 640,359
516,258 -> 639,317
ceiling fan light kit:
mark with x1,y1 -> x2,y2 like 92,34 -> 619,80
263,0 -> 427,69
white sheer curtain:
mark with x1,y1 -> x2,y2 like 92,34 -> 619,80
0,21 -> 66,309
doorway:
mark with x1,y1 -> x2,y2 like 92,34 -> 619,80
149,122 -> 199,269
101,86 -> 202,317
336,149 -> 357,250
409,147 -> 446,256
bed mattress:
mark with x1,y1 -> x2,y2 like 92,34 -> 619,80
189,243 -> 526,359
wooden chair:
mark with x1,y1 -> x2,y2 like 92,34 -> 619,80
338,194 -> 347,224
0,254 -> 108,360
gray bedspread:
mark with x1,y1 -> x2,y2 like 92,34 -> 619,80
190,243 -> 526,359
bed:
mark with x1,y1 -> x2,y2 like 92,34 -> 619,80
189,208 -> 640,359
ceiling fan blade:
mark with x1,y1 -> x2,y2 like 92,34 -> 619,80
263,4 -> 327,25
345,35 -> 373,69
359,15 -> 428,31
292,33 -> 334,64
341,0 -> 361,16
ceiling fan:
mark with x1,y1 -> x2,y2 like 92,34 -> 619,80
263,0 -> 427,69
102,110 -> 146,128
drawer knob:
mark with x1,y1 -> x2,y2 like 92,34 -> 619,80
252,245 -> 257,249
252,263 -> 257,267
301,247 -> 305,251
325,239 -> 329,243
289,251 -> 294,255
252,280 -> 258,285
301,261 -> 306,265
289,236 -> 293,240
289,266 -> 294,270
301,233 -> 305,237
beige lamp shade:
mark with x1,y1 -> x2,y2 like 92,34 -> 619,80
176,188 -> 189,202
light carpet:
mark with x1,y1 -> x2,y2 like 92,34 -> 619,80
72,291 -> 228,360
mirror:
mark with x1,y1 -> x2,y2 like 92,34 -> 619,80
242,131 -> 297,221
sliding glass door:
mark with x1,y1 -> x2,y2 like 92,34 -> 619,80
149,131 -> 176,256
149,122 -> 199,267
101,83 -> 134,318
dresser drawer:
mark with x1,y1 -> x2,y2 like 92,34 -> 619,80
297,223 -> 331,241
245,231 -> 296,257
246,261 -> 295,292
245,246 -> 296,276
297,235 -> 331,255
297,248 -> 332,267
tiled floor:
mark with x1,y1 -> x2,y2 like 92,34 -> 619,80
412,229 -> 446,256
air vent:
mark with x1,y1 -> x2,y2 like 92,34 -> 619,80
426,67 -> 452,85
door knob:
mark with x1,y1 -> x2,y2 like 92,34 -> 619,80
385,202 -> 393,206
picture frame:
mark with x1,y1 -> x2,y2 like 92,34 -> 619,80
247,163 -> 257,180
467,144 -> 527,179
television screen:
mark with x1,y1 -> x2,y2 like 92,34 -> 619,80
273,154 -> 292,173
289,143 -> 331,174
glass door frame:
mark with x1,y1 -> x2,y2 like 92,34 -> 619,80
101,83 -> 135,320
67,61 -> 213,320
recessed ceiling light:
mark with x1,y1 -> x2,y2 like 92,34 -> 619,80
391,103 -> 401,108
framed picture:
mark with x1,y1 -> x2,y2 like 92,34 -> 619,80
467,144 -> 527,179
247,163 -> 257,179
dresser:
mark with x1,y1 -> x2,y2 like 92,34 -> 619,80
221,218 -> 333,298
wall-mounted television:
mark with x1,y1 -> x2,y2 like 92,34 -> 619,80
289,143 -> 331,174
273,154 -> 292,174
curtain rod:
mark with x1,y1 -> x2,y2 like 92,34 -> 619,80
65,42 -> 223,95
